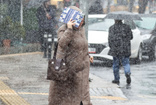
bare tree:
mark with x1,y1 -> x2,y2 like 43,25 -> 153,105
138,0 -> 148,14
117,0 -> 128,5
149,0 -> 153,14
128,0 -> 134,12
107,0 -> 111,13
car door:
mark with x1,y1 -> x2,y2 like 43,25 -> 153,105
124,20 -> 142,58
130,27 -> 142,58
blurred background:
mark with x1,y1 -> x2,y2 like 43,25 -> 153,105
0,0 -> 156,55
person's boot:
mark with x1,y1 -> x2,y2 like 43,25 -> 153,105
112,80 -> 120,85
126,74 -> 131,84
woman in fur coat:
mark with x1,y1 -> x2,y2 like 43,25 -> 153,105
48,6 -> 93,105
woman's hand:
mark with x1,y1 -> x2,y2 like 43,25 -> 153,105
46,13 -> 51,19
89,56 -> 94,63
67,19 -> 76,29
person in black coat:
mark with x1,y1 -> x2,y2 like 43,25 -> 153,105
88,0 -> 103,14
36,0 -> 57,59
108,20 -> 133,85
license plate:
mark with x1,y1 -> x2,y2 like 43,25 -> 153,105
88,48 -> 96,53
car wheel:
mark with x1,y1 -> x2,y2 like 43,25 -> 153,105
134,46 -> 142,64
148,44 -> 156,61
106,60 -> 113,67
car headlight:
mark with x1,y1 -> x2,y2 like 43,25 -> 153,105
142,34 -> 151,40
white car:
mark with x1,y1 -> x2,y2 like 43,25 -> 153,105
88,14 -> 143,63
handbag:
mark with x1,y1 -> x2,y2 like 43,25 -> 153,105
47,39 -> 84,81
47,42 -> 68,81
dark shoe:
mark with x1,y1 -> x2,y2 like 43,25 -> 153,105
126,74 -> 131,84
80,101 -> 83,105
112,80 -> 120,85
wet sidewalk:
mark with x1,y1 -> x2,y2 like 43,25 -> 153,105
0,52 -> 126,105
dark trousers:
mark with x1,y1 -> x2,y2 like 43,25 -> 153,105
38,28 -> 44,49
38,28 -> 56,59
113,56 -> 131,81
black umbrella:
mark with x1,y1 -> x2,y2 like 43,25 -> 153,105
105,11 -> 142,20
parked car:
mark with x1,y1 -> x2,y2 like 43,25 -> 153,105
134,14 -> 156,61
88,14 -> 143,64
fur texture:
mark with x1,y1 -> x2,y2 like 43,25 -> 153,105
48,6 -> 92,105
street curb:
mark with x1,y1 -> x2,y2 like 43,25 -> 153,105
89,73 -> 127,100
89,73 -> 119,88
0,52 -> 42,58
0,43 -> 40,55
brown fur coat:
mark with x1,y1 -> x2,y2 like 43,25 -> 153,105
48,6 -> 92,105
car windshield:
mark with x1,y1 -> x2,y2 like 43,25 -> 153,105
134,17 -> 156,30
88,18 -> 114,31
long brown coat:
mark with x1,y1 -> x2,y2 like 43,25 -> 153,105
48,6 -> 92,105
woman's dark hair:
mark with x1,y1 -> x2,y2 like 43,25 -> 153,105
43,0 -> 50,8
81,15 -> 85,27
115,20 -> 122,23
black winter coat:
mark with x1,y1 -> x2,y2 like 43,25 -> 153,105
108,22 -> 133,57
36,5 -> 57,29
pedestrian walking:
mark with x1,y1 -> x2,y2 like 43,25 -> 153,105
36,0 -> 57,59
108,20 -> 133,85
48,6 -> 92,105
